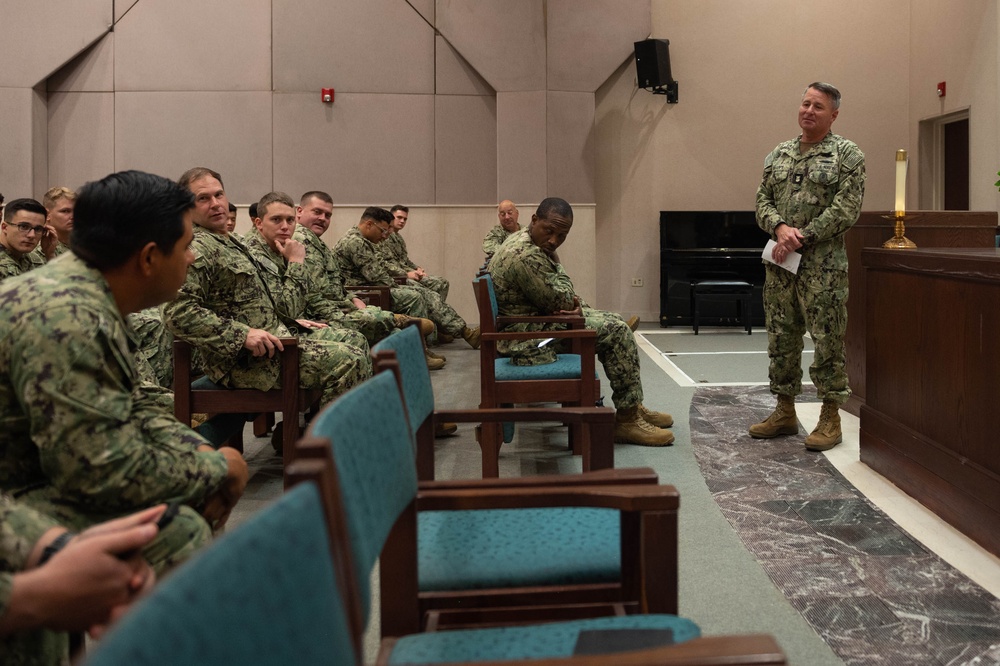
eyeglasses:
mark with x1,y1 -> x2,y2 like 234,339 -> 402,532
371,221 -> 390,236
13,223 -> 46,235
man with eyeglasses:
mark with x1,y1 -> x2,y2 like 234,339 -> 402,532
0,199 -> 51,281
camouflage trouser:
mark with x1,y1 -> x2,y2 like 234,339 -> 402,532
15,489 -> 212,576
129,308 -> 174,388
763,263 -> 850,403
502,307 -> 642,410
296,327 -> 372,406
410,282 -> 466,337
406,274 -> 449,301
1,627 -> 66,666
388,285 -> 430,320
340,305 -> 397,345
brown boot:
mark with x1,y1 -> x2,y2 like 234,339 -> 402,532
425,348 -> 445,371
614,407 -> 675,446
805,400 -> 843,451
462,325 -> 481,349
626,315 -> 640,332
748,394 -> 798,438
393,313 -> 435,338
638,404 -> 673,428
426,348 -> 447,362
435,422 -> 458,438
438,331 -> 455,344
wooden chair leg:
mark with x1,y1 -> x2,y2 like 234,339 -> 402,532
253,412 -> 272,437
477,423 -> 502,478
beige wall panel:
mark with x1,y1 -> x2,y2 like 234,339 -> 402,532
435,96 -> 498,204
595,0 -> 910,318
0,88 -> 39,198
114,0 -> 271,91
0,0 -> 110,87
47,93 -> 115,191
410,0 -> 434,24
272,0 -> 433,93
115,0 -> 140,23
497,91 -> 547,204
48,32 -> 114,93
547,91 -> 595,203
547,0 -> 650,92
436,0 -> 545,92
115,92 -> 273,203
272,92 -> 435,204
436,36 -> 494,96
910,0 -> 998,211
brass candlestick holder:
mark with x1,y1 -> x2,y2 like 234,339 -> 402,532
882,211 -> 917,249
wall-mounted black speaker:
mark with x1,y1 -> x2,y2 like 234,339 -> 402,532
634,38 -> 678,103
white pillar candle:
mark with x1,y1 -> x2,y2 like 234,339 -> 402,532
894,149 -> 908,214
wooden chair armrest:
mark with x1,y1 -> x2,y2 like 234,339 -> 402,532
496,315 -> 586,327
380,634 -> 786,666
433,407 -> 613,425
480,329 -> 597,342
416,483 -> 679,512
418,467 -> 658,492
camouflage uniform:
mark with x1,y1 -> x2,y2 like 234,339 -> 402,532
0,497 -> 66,666
489,229 -> 642,410
0,254 -> 228,576
127,307 -> 174,388
163,227 -> 370,407
377,231 -> 450,299
482,223 -> 521,257
242,228 -> 372,353
50,242 -> 71,259
0,245 -> 44,282
756,131 -> 865,403
293,226 -> 396,344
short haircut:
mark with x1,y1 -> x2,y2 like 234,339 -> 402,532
72,170 -> 194,271
248,202 -> 258,220
3,198 -> 47,223
300,191 -> 333,206
389,204 -> 408,214
361,206 -> 393,225
42,186 -> 76,210
535,197 -> 573,221
177,166 -> 224,191
228,202 -> 237,214
256,191 -> 295,219
806,82 -> 841,109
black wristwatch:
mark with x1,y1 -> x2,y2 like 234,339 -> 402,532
38,531 -> 75,566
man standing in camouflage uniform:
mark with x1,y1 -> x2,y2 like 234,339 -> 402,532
0,498 -> 161,665
489,197 -> 674,447
164,168 -> 371,409
334,207 -> 481,350
750,82 -> 866,451
0,199 -> 49,281
483,199 -> 522,260
0,170 -> 248,577
379,205 -> 450,299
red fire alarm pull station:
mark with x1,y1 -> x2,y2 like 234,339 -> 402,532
937,81 -> 946,98
322,88 -> 334,103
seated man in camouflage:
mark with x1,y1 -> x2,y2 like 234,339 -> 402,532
0,497 -> 162,665
292,191 -> 440,368
0,170 -> 248,575
379,204 -> 449,299
334,207 -> 480,351
483,199 -> 522,261
0,199 -> 51,281
41,187 -> 75,258
164,168 -> 371,411
489,197 -> 673,447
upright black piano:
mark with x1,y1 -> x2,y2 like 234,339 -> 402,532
659,210 -> 769,328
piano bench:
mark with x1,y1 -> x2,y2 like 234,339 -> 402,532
691,281 -> 753,335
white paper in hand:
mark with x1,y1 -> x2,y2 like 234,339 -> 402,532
762,239 -> 801,274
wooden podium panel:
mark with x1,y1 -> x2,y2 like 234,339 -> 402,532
844,211 -> 996,416
860,247 -> 1000,557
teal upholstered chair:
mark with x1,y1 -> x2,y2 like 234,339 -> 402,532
296,370 -> 679,635
288,375 -> 787,664
83,483 -> 359,666
473,274 -> 604,477
371,325 -> 614,480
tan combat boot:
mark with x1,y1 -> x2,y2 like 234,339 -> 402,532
639,404 -> 673,428
748,394 -> 798,438
393,313 -> 435,338
435,422 -> 458,438
426,348 -> 447,362
438,331 -> 455,344
805,400 -> 842,451
462,325 -> 482,349
614,407 -> 675,446
425,348 -> 445,370
626,315 -> 640,332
